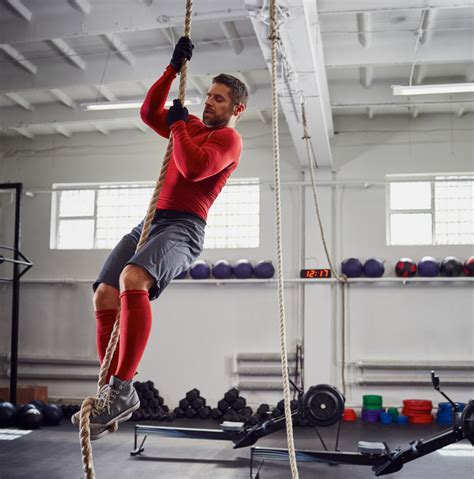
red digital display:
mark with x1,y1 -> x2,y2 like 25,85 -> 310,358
300,269 -> 332,279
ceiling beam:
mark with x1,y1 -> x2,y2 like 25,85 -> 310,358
0,86 -> 271,130
257,109 -> 270,124
0,0 -> 247,44
48,38 -> 86,70
54,124 -> 71,138
317,0 -> 474,15
419,9 -> 437,45
250,0 -> 333,167
161,27 -> 177,46
12,126 -> 33,139
5,92 -> 33,110
96,85 -> 118,102
68,0 -> 92,15
0,43 -> 265,92
102,33 -> 136,66
356,12 -> 371,48
220,21 -> 244,55
133,120 -> 148,133
325,33 -> 473,69
359,66 -> 373,88
49,89 -> 76,109
95,124 -> 109,135
414,64 -> 427,85
0,43 -> 37,73
5,0 -> 32,21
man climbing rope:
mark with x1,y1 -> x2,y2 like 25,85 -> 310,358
72,36 -> 248,439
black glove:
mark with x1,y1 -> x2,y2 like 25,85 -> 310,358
170,36 -> 194,71
167,99 -> 189,127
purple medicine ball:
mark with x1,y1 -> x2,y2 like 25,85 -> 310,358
212,260 -> 233,279
233,260 -> 254,279
417,256 -> 440,277
174,269 -> 188,279
341,258 -> 363,278
363,258 -> 385,278
254,260 -> 275,279
190,260 -> 211,279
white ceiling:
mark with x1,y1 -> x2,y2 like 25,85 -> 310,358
0,0 -> 472,164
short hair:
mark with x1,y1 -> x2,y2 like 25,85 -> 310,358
212,73 -> 249,107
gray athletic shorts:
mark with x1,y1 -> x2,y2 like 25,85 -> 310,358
93,209 -> 205,300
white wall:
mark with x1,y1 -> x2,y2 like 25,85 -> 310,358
304,113 -> 474,407
0,121 -> 305,407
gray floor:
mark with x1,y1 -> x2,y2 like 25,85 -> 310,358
1,419 -> 473,479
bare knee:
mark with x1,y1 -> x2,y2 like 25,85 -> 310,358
94,283 -> 120,311
119,264 -> 154,293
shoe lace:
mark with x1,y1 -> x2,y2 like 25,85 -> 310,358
91,384 -> 120,418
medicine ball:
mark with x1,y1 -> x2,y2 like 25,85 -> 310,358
212,260 -> 233,279
395,258 -> 417,278
440,256 -> 463,277
42,404 -> 64,426
463,256 -> 474,276
233,259 -> 254,279
254,260 -> 275,279
20,404 -> 38,415
29,400 -> 46,412
0,402 -> 17,427
341,258 -> 363,278
174,269 -> 188,279
418,256 -> 440,277
363,258 -> 385,278
18,408 -> 43,429
190,260 -> 211,279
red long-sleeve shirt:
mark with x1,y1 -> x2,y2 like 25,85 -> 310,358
140,65 -> 242,221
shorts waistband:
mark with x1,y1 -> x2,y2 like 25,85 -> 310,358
154,209 -> 206,228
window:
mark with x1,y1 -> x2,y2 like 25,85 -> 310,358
51,184 -> 153,249
204,178 -> 259,249
51,179 -> 260,250
387,175 -> 474,245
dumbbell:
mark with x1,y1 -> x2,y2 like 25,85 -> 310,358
185,389 -> 200,402
184,407 -> 197,418
224,388 -> 239,404
198,406 -> 211,419
174,407 -> 185,418
211,408 -> 222,420
192,398 -> 206,410
232,397 -> 246,411
217,399 -> 229,412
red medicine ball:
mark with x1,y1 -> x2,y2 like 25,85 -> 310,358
395,258 -> 417,278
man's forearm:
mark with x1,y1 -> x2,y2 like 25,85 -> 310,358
140,65 -> 177,133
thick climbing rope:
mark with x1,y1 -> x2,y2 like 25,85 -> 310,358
268,1 -> 299,477
78,2 -> 193,477
301,100 -> 347,396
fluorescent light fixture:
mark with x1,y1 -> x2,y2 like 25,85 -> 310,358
392,83 -> 474,96
82,97 -> 201,111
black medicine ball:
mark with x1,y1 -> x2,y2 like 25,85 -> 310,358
440,256 -> 463,277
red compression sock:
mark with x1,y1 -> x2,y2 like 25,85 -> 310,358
115,290 -> 153,381
95,309 -> 120,383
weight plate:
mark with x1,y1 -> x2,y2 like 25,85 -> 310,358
363,395 -> 383,406
302,384 -> 345,427
461,400 -> 474,442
